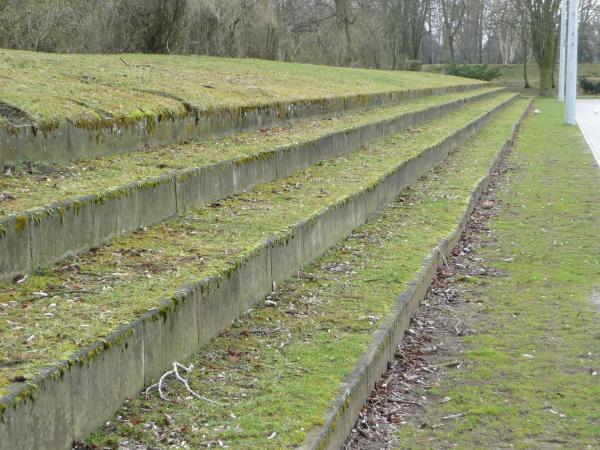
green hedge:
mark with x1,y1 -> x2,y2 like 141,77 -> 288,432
446,64 -> 501,81
579,77 -> 600,94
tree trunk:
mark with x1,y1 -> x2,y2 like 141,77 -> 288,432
551,32 -> 559,88
523,0 -> 560,97
334,0 -> 353,65
225,18 -> 241,57
522,17 -> 530,88
524,50 -> 530,88
539,60 -> 553,94
443,34 -> 455,63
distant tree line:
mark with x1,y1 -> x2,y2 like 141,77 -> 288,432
1,0 -> 599,92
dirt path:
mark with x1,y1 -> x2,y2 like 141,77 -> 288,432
345,99 -> 600,449
344,133 -> 509,450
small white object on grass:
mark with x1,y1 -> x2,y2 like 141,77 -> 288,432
145,362 -> 222,404
533,109 -> 541,115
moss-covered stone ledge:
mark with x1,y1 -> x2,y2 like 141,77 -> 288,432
1,94 -> 515,387
0,81 -> 486,166
0,50 -> 484,135
0,95 -> 516,450
79,100 -> 531,450
305,100 -> 531,450
0,87 -> 502,215
0,87 -> 504,283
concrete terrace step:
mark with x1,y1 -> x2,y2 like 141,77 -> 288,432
86,99 -> 531,450
0,87 -> 504,282
0,92 -> 517,450
0,50 -> 484,167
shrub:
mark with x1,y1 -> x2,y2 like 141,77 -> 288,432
579,77 -> 600,94
446,64 -> 501,81
399,60 -> 422,72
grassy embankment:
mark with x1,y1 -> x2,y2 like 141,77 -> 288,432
397,98 -> 600,448
83,100 -> 529,449
0,94 -> 515,391
0,87 -> 500,216
0,49 -> 480,130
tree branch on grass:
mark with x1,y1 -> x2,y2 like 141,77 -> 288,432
145,362 -> 223,405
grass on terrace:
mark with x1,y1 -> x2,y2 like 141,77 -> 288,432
0,93 -> 514,391
397,99 -> 600,448
0,87 -> 501,217
0,50 -> 481,130
84,99 -> 529,450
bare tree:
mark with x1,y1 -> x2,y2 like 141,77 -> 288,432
579,0 -> 600,62
334,0 -> 354,65
113,0 -> 188,53
489,0 -> 521,64
440,0 -> 466,63
0,0 -> 592,86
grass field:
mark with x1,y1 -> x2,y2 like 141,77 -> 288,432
0,50 -> 480,130
397,99 -> 600,448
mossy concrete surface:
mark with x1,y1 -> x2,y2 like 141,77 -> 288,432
0,94 -> 516,450
0,87 -> 503,282
0,50 -> 481,129
0,92 -> 515,386
82,100 -> 531,450
0,50 -> 484,164
396,99 -> 600,448
0,87 -> 501,217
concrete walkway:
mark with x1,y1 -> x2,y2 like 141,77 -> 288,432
576,99 -> 600,166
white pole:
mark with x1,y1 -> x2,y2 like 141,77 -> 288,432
558,0 -> 567,102
565,0 -> 579,125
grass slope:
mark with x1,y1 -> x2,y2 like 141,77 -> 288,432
0,50 -> 480,130
83,100 -> 529,449
397,99 -> 600,448
0,93 -> 514,390
0,87 -> 499,217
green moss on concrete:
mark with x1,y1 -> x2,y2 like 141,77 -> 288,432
0,93 -> 514,389
396,99 -> 600,448
0,49 -> 482,132
85,99 -> 530,449
1,382 -> 38,413
14,214 -> 28,233
0,87 -> 501,218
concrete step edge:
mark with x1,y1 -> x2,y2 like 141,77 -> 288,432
0,93 -> 518,450
303,100 -> 532,450
0,83 -> 487,166
0,88 -> 504,283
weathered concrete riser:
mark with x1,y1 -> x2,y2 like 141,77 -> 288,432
304,102 -> 531,450
0,95 -> 516,450
0,88 -> 503,282
0,83 -> 485,165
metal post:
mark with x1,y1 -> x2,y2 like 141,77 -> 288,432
558,0 -> 567,102
565,0 -> 579,125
